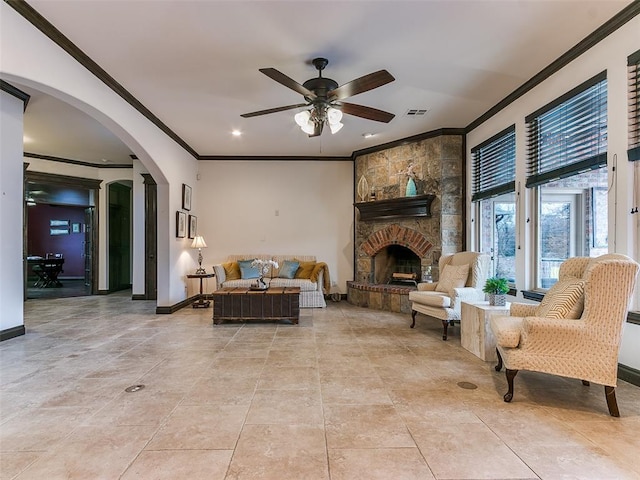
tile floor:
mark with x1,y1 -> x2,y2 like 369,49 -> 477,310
2,292 -> 640,479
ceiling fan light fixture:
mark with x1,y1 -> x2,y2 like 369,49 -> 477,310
327,107 -> 343,124
329,122 -> 343,134
301,121 -> 315,135
294,110 -> 311,127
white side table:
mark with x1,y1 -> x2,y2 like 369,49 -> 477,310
460,301 -> 511,361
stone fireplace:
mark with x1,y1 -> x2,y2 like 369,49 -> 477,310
347,131 -> 464,313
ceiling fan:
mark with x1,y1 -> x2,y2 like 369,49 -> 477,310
241,57 -> 395,137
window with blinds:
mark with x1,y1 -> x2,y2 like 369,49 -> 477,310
471,125 -> 515,201
629,49 -> 640,162
526,72 -> 607,188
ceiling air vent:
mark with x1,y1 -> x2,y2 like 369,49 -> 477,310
405,109 -> 428,117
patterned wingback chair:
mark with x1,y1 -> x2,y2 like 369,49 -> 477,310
409,251 -> 490,340
490,253 -> 639,416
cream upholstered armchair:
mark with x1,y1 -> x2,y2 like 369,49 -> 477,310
409,252 -> 490,340
491,254 -> 639,417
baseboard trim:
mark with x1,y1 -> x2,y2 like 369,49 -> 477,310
131,294 -> 147,300
156,296 -> 197,314
1,325 -> 26,342
97,289 -> 110,295
618,364 -> 640,388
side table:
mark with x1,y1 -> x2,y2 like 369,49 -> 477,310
460,301 -> 511,361
187,273 -> 215,308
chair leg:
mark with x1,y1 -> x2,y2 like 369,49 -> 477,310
495,349 -> 503,372
582,380 -> 590,386
410,310 -> 417,329
441,320 -> 448,340
504,369 -> 518,402
605,386 -> 620,417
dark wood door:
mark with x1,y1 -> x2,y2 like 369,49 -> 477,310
142,174 -> 157,300
83,207 -> 95,292
108,183 -> 131,292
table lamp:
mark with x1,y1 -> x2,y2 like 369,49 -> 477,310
190,235 -> 207,274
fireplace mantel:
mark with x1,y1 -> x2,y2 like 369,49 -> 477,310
355,194 -> 436,221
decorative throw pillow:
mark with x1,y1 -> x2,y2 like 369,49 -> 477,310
536,276 -> 585,319
435,263 -> 469,296
222,261 -> 240,281
238,259 -> 260,279
278,260 -> 300,279
294,260 -> 316,279
310,263 -> 325,283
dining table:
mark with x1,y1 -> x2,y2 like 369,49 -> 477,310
27,256 -> 65,287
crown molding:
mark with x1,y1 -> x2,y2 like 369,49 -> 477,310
24,152 -> 132,169
5,0 -> 199,159
466,1 -> 640,132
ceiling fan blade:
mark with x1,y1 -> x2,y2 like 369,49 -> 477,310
241,103 -> 308,118
309,122 -> 324,137
328,70 -> 395,101
340,102 -> 395,123
259,68 -> 317,100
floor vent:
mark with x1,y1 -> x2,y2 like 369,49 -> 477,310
457,381 -> 478,390
125,384 -> 145,393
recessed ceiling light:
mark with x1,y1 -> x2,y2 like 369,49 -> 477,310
231,130 -> 242,137
363,133 -> 376,139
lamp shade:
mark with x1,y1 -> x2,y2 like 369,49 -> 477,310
294,110 -> 311,127
327,107 -> 343,124
329,122 -> 343,134
191,235 -> 207,249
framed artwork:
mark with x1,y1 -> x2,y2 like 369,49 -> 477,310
182,183 -> 192,211
50,219 -> 69,227
188,215 -> 197,239
72,223 -> 81,233
176,211 -> 187,238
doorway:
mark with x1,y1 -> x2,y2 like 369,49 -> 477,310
108,181 -> 132,292
24,171 -> 100,299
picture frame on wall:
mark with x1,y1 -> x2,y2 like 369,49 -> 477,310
188,215 -> 197,239
176,211 -> 187,238
182,184 -> 192,211
50,219 -> 69,227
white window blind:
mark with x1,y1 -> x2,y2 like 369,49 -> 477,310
471,125 -> 515,201
526,72 -> 607,188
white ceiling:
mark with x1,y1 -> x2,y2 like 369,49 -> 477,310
14,0 -> 632,165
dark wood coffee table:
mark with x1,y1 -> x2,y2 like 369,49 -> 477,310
212,287 -> 300,325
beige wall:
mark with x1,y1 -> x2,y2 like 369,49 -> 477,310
194,160 -> 354,294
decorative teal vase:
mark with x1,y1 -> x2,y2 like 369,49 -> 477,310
405,177 -> 417,196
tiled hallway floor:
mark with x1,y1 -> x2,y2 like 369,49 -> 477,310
2,292 -> 640,479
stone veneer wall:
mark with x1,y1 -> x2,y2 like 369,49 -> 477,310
353,133 -> 465,285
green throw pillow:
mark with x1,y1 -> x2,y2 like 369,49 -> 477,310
278,260 -> 299,279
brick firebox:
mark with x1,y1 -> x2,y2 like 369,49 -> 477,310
348,224 -> 434,314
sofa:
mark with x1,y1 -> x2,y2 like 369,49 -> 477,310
212,254 -> 328,308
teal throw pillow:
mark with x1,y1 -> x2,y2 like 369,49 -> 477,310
238,259 -> 260,279
278,260 -> 300,279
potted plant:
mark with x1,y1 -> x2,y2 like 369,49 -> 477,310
483,277 -> 509,306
